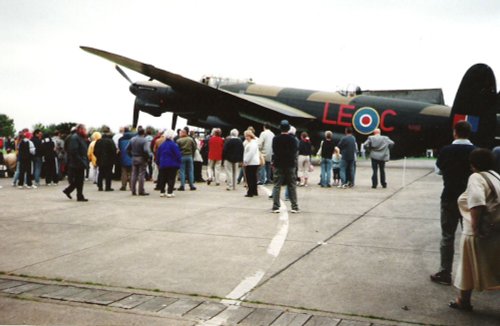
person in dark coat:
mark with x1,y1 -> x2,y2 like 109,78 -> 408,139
94,127 -> 117,191
430,121 -> 475,285
17,132 -> 35,188
63,124 -> 89,201
271,120 -> 299,213
41,133 -> 58,185
338,127 -> 357,188
31,129 -> 43,186
223,129 -> 244,190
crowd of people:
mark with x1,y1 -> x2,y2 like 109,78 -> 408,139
1,128 -> 66,189
0,121 -> 398,211
1,119 -> 499,311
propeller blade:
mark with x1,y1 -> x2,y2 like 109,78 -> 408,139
115,65 -> 133,84
171,113 -> 178,130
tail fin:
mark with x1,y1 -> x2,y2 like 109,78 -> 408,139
451,63 -> 498,148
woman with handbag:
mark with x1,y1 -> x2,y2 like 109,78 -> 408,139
451,148 -> 500,311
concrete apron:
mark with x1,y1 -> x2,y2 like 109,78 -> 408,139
0,159 -> 498,325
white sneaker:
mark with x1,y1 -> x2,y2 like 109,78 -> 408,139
160,193 -> 167,197
31,185 -> 38,189
18,186 -> 23,189
290,209 -> 300,214
166,194 -> 174,198
272,209 -> 280,213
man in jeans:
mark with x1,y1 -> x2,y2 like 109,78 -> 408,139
271,120 -> 299,213
363,128 -> 394,188
127,127 -> 152,196
430,121 -> 475,285
258,123 -> 274,184
337,127 -> 357,188
31,129 -> 43,187
176,128 -> 197,191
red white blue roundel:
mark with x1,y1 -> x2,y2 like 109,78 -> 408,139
352,107 -> 380,135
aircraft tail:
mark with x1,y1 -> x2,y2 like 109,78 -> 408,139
450,63 -> 498,148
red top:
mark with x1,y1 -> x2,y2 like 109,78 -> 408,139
208,136 -> 224,161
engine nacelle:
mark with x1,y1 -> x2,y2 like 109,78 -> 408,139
130,81 -> 179,117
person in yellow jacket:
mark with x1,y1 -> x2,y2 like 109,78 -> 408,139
87,131 -> 101,184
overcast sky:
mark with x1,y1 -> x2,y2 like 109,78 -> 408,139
1,0 -> 499,132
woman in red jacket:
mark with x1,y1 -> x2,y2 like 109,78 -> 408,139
207,128 -> 224,186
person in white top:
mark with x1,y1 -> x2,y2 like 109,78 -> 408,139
243,129 -> 260,197
258,123 -> 275,184
451,148 -> 500,311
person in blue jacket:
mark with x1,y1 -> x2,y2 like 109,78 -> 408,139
118,127 -> 136,191
157,129 -> 182,198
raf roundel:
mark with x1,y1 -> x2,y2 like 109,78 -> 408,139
352,107 -> 380,135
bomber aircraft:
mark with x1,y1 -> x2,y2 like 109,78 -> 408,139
81,46 -> 500,158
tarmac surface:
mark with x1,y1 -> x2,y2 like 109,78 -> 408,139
0,159 -> 499,325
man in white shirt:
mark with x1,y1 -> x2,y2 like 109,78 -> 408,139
258,123 -> 275,184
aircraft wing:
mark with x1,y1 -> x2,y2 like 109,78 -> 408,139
80,46 -> 315,126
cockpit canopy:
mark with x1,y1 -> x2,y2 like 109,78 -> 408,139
337,84 -> 363,97
200,75 -> 254,88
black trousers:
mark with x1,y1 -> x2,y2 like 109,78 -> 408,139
65,167 -> 85,199
245,165 -> 259,196
98,165 -> 113,190
194,161 -> 203,181
18,159 -> 32,186
371,159 -> 386,187
159,167 -> 178,194
45,157 -> 58,184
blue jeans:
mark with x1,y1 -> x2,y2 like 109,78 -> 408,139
12,163 -> 23,185
180,155 -> 194,188
258,165 -> 266,184
320,158 -> 332,186
33,157 -> 43,184
264,161 -> 272,183
340,159 -> 355,185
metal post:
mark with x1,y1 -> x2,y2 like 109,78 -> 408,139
402,157 -> 407,188
232,162 -> 236,190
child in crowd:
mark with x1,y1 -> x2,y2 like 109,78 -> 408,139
332,146 -> 341,186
